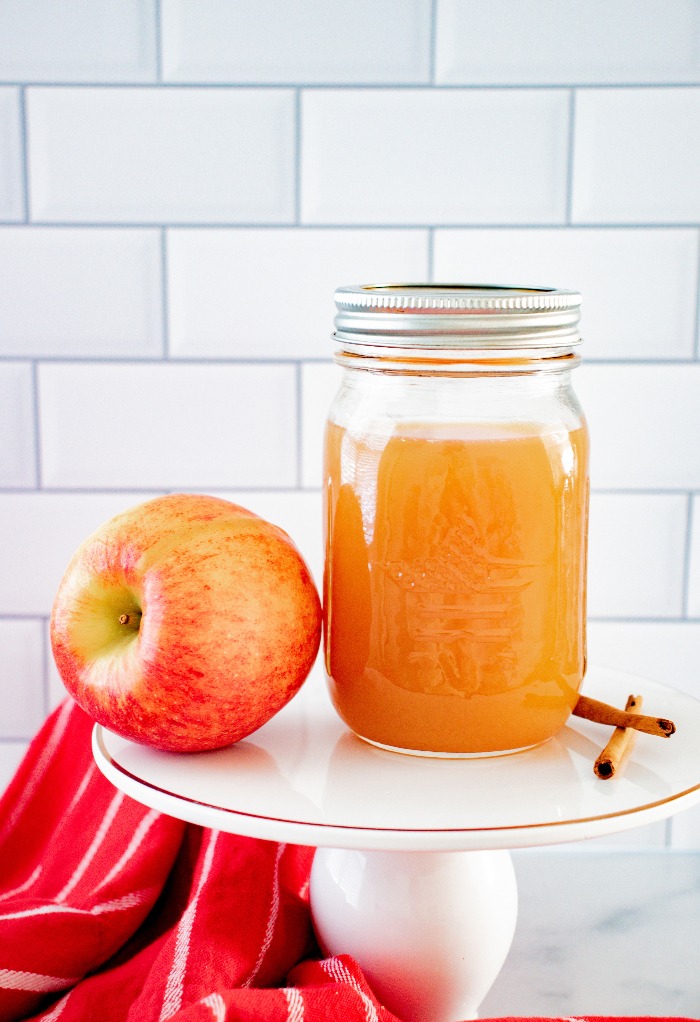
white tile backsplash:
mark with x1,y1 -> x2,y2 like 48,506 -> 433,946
301,360 -> 341,489
168,228 -> 429,359
0,87 -> 24,222
0,362 -> 36,487
301,89 -> 570,225
0,742 -> 29,793
0,227 -> 163,357
47,627 -> 67,711
27,87 -> 296,223
576,364 -> 700,489
0,0 -> 157,83
670,804 -> 700,849
162,0 -> 432,84
688,494 -> 700,619
572,88 -> 700,223
1,1 -> 700,859
39,362 -> 298,489
0,492 -> 161,616
433,228 -> 699,360
588,493 -> 687,619
0,619 -> 45,737
435,0 -> 700,85
587,621 -> 700,700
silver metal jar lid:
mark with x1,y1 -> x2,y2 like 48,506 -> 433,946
333,284 -> 582,356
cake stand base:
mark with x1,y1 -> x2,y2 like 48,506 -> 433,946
310,847 -> 518,1022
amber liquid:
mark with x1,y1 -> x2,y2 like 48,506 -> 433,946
324,420 -> 589,755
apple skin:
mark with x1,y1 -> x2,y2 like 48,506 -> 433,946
50,493 -> 322,752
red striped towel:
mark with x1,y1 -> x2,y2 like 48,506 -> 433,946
0,700 -> 696,1022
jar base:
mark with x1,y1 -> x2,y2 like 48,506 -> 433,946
356,733 -> 546,759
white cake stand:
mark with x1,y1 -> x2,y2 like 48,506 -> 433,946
93,666 -> 700,1022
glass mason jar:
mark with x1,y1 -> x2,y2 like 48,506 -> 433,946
323,284 -> 589,757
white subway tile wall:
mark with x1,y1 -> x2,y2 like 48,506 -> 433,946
0,0 -> 157,83
160,0 -> 433,84
689,495 -> 700,617
572,88 -> 700,223
1,1 -> 699,851
433,228 -> 699,359
0,87 -> 24,220
0,619 -> 46,738
576,364 -> 700,489
167,228 -> 429,359
0,227 -> 163,357
435,0 -> 700,85
28,87 -> 296,223
301,89 -> 570,224
0,363 -> 36,487
0,743 -> 29,794
0,492 -> 162,615
587,494 -> 688,619
39,363 -> 298,488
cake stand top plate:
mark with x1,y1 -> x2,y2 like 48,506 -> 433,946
93,666 -> 700,851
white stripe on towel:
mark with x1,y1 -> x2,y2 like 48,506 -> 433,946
0,969 -> 79,994
0,864 -> 43,903
283,986 -> 305,1022
0,888 -> 149,921
321,958 -> 378,1022
56,790 -> 125,903
39,991 -> 73,1020
0,700 -> 75,839
160,830 -> 220,1022
92,808 -> 161,894
201,992 -> 226,1022
243,842 -> 286,988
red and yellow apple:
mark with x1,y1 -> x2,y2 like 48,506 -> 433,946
50,493 -> 322,752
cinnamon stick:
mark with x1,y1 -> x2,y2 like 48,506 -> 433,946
573,694 -> 675,738
593,694 -> 641,780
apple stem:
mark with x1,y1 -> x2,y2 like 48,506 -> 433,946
118,611 -> 142,630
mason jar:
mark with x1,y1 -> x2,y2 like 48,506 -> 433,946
323,284 -> 589,757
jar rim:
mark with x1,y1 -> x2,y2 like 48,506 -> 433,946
333,283 -> 582,355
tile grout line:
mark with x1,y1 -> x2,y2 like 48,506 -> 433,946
0,613 -> 56,622
1,485 -> 694,497
665,817 -> 674,848
40,613 -> 50,719
588,615 -> 700,624
0,356 -> 306,366
429,0 -> 439,84
565,88 -> 576,224
18,85 -> 30,222
30,361 -> 42,489
2,219 -> 700,230
294,88 -> 302,225
160,227 -> 170,358
694,228 -> 700,359
154,0 -> 164,83
681,492 -> 695,618
3,220 -> 700,231
0,485 -> 323,496
3,81 -> 700,90
295,361 -> 303,489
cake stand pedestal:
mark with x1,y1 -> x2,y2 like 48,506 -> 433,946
93,666 -> 700,1022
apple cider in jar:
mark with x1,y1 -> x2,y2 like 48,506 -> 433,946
323,285 -> 589,756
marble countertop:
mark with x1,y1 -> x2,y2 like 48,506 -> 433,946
480,850 -> 700,1018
